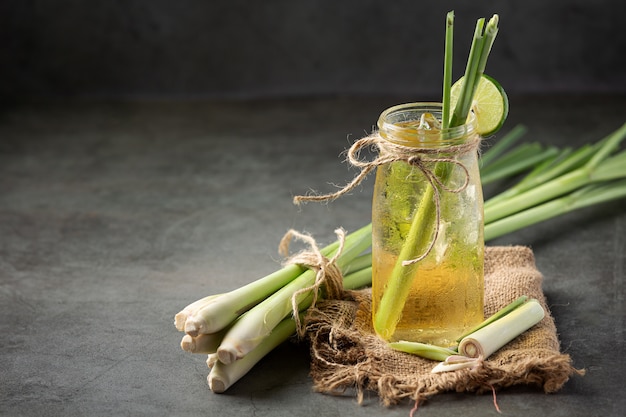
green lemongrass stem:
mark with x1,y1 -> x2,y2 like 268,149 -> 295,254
456,295 -> 528,342
217,223 -> 372,364
449,19 -> 485,127
208,315 -> 297,393
389,341 -> 458,361
449,15 -> 499,127
442,11 -> 454,129
373,15 -> 499,340
485,178 -> 626,240
485,143 -> 597,207
458,298 -> 545,358
479,124 -> 528,167
481,145 -> 560,184
182,239 -> 340,336
485,123 -> 626,223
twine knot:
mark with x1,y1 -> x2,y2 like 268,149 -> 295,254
293,132 -> 480,265
279,228 -> 347,336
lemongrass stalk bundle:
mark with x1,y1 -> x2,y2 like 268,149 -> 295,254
181,240 -> 339,336
207,264 -> 373,393
458,298 -> 545,358
485,122 -> 626,223
485,178 -> 626,240
217,223 -> 372,364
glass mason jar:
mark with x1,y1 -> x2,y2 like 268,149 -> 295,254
371,103 -> 484,347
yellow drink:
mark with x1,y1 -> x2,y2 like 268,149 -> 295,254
372,244 -> 484,346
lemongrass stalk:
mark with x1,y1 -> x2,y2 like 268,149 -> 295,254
217,224 -> 372,364
456,295 -> 529,342
479,124 -> 528,167
448,19 -> 485,127
485,142 -> 597,207
480,145 -> 560,184
485,123 -> 626,223
449,15 -> 499,127
175,293 -> 223,332
485,178 -> 626,240
181,332 -> 224,354
458,298 -> 545,358
183,240 -> 340,336
208,315 -> 297,393
373,15 -> 500,340
389,341 -> 458,361
442,11 -> 454,129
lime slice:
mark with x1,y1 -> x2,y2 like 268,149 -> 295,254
450,74 -> 509,136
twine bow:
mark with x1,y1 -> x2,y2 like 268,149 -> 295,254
279,228 -> 346,337
294,133 -> 480,265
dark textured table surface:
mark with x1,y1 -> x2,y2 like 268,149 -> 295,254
1,95 -> 624,416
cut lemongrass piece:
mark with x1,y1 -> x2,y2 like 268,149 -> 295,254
456,295 -> 529,342
389,341 -> 458,362
458,298 -> 545,359
431,355 -> 482,373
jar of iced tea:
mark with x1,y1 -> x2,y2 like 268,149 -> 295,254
371,102 -> 484,347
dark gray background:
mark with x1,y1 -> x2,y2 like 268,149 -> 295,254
2,0 -> 625,101
1,2 -> 625,416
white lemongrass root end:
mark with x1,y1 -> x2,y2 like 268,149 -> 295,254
184,317 -> 202,337
174,312 -> 188,331
207,373 -> 228,394
181,332 -> 223,354
206,353 -> 219,368
216,346 -> 239,365
180,334 -> 196,352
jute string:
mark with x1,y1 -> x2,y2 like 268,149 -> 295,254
293,133 -> 481,265
279,228 -> 347,337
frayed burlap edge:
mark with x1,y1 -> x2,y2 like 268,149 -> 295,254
304,246 -> 585,407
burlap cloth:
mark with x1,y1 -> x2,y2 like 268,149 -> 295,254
303,246 -> 584,406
